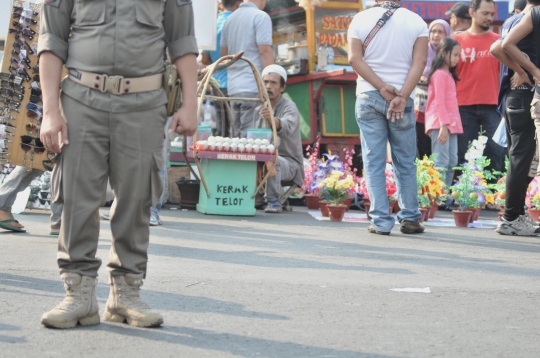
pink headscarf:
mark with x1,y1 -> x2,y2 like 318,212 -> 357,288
424,19 -> 452,77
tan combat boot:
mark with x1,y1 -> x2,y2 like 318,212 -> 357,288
41,273 -> 100,329
103,273 -> 163,327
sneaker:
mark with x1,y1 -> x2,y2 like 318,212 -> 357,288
149,213 -> 162,226
400,220 -> 425,234
101,212 -> 110,220
367,225 -> 390,235
522,213 -> 540,228
496,216 -> 540,236
265,204 -> 283,213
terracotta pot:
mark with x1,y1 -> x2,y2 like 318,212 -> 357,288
499,205 -> 505,213
339,197 -> 353,211
418,207 -> 428,223
305,194 -> 321,210
429,203 -> 438,219
453,210 -> 472,227
464,209 -> 475,223
473,207 -> 481,221
364,200 -> 371,220
529,208 -> 540,222
320,201 -> 331,217
498,212 -> 504,221
329,205 -> 347,222
394,202 -> 401,213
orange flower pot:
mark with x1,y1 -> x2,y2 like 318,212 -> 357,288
453,210 -> 472,227
329,205 -> 347,222
305,194 -> 321,210
418,207 -> 429,223
339,197 -> 353,211
320,201 -> 331,217
528,208 -> 540,222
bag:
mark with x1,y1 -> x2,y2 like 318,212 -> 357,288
163,61 -> 183,116
493,117 -> 507,148
363,7 -> 398,52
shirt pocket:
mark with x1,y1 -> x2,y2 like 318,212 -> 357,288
136,0 -> 166,29
75,0 -> 107,26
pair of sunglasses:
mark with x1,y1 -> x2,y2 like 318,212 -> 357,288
0,73 -> 23,84
25,122 -> 39,134
13,6 -> 39,17
26,102 -> 42,119
0,89 -> 23,101
12,38 -> 34,55
20,135 -> 45,153
1,80 -> 25,94
13,13 -> 39,25
0,106 -> 20,113
0,97 -> 21,107
9,28 -> 35,40
0,115 -> 16,124
8,65 -> 31,81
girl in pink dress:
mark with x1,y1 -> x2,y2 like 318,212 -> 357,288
425,37 -> 464,188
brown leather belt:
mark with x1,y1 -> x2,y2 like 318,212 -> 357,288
68,69 -> 162,95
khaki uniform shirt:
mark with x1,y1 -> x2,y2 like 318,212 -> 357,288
38,0 -> 197,113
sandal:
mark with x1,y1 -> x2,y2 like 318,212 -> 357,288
0,218 -> 26,233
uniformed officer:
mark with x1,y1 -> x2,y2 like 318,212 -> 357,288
38,0 -> 198,328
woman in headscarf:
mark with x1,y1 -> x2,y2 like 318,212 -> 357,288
415,19 -> 452,158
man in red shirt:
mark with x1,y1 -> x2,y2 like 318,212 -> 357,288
454,0 -> 504,173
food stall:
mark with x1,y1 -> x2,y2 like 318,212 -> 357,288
267,0 -> 363,155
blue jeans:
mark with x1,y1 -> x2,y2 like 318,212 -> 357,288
428,130 -> 458,188
150,138 -> 167,217
356,91 -> 421,232
458,105 -> 504,172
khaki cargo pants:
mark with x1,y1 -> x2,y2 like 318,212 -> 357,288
530,92 -> 540,176
52,93 -> 166,278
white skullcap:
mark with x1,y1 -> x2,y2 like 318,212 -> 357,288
261,64 -> 287,83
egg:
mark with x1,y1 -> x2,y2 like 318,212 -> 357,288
202,141 -> 208,150
260,145 -> 267,153
223,143 -> 230,152
261,139 -> 270,146
245,144 -> 252,153
208,136 -> 215,142
223,137 -> 231,143
238,144 -> 245,152
247,138 -> 254,145
216,143 -> 223,151
230,143 -> 238,152
252,144 -> 259,153
254,138 -> 262,146
210,143 -> 217,151
267,144 -> 275,154
239,138 -> 247,145
232,138 -> 240,144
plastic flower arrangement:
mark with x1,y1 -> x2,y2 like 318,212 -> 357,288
318,170 -> 355,205
416,155 -> 446,205
342,147 -> 361,195
526,176 -> 540,209
312,152 -> 348,201
303,138 -> 321,195
451,158 -> 495,210
489,158 -> 508,207
358,164 -> 397,202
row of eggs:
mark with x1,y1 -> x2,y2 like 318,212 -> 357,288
196,141 -> 276,154
206,136 -> 270,147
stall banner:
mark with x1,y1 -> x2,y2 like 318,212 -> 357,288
316,8 -> 359,65
194,0 -> 218,51
401,1 -> 509,21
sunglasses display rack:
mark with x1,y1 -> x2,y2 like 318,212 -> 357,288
0,0 -> 48,171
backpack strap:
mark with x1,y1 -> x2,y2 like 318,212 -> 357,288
362,8 -> 399,52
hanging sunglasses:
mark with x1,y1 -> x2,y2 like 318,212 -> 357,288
1,80 -> 25,94
21,142 -> 45,154
31,88 -> 42,96
0,115 -> 16,124
9,28 -> 35,40
25,122 -> 38,134
13,13 -> 39,25
32,64 -> 39,74
29,95 -> 41,104
13,6 -> 39,17
12,37 -> 34,55
33,74 -> 40,83
42,160 -> 54,171
0,97 -> 21,107
0,73 -> 23,84
26,103 -> 43,119
20,136 -> 44,151
0,106 -> 20,113
0,89 -> 24,101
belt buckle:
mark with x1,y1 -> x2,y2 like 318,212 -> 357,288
101,75 -> 124,95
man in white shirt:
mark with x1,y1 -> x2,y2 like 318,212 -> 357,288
348,0 -> 428,235
221,0 -> 274,138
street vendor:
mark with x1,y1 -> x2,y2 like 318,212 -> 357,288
254,65 -> 304,213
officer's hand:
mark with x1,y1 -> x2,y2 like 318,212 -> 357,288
169,104 -> 198,136
40,109 -> 68,154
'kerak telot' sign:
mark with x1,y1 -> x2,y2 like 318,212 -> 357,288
401,1 -> 509,21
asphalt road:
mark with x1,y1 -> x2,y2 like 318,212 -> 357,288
0,206 -> 539,357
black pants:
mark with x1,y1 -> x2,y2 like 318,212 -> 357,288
416,122 -> 432,159
504,90 -> 536,221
